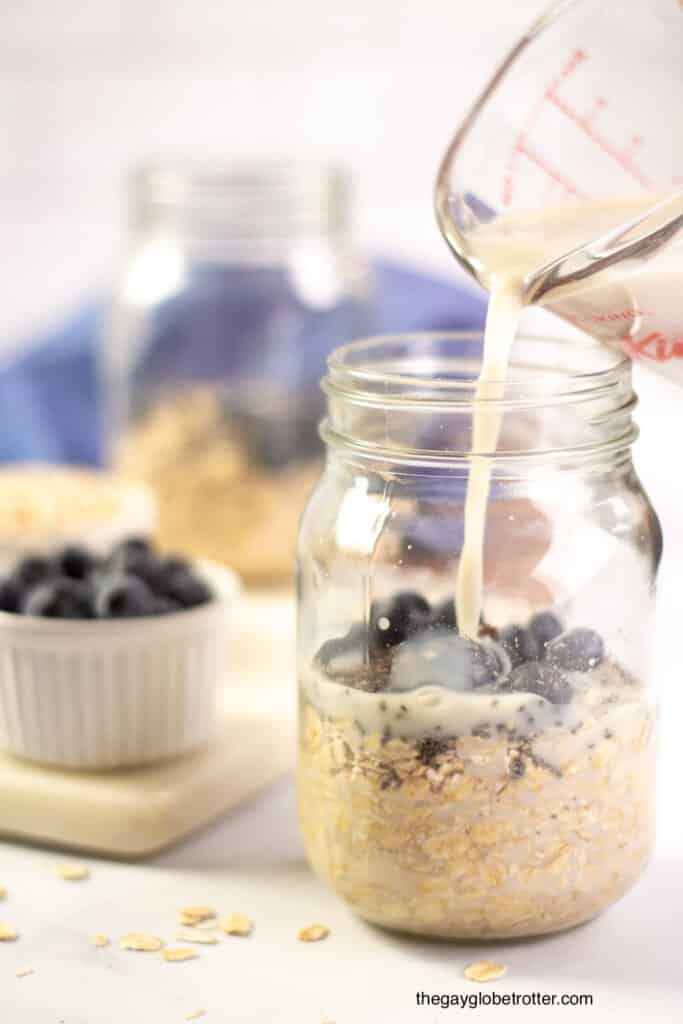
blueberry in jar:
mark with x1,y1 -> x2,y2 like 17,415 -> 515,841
546,628 -> 605,672
528,611 -> 564,653
370,591 -> 431,650
429,597 -> 457,631
499,624 -> 539,668
503,660 -> 573,705
317,623 -> 369,678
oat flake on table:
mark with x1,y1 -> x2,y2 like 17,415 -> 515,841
297,924 -> 329,943
218,913 -> 253,937
463,960 -> 508,982
55,863 -> 89,881
0,924 -> 18,941
162,947 -> 197,962
120,933 -> 163,952
178,906 -> 216,926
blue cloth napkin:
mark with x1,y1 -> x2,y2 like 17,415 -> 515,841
0,260 -> 486,466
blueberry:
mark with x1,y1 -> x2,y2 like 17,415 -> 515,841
162,570 -> 213,609
0,578 -> 21,613
370,592 -> 431,650
430,597 -> 457,631
144,556 -> 192,595
529,611 -> 564,652
12,556 -> 53,589
95,574 -> 158,618
503,660 -> 573,705
23,578 -> 95,619
56,545 -> 96,581
108,536 -> 156,577
546,629 -> 605,672
317,623 -> 368,678
391,630 -> 504,693
499,624 -> 539,668
112,536 -> 153,559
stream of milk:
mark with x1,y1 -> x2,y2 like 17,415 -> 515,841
454,195 -> 682,638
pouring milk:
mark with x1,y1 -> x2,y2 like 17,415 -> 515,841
454,193 -> 683,638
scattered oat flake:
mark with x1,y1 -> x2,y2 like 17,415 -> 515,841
120,933 -> 163,952
185,1012 -> 205,1021
178,906 -> 215,926
0,924 -> 17,941
218,913 -> 252,937
93,934 -> 110,947
55,863 -> 89,881
176,929 -> 218,945
15,968 -> 33,978
297,924 -> 329,943
0,886 -> 5,899
463,960 -> 508,983
162,947 -> 197,962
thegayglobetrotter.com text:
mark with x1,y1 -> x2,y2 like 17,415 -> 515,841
416,991 -> 594,1010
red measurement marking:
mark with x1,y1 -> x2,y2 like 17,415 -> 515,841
567,308 -> 654,325
515,140 -> 585,198
545,91 -> 653,189
503,49 -> 587,206
622,332 -> 683,361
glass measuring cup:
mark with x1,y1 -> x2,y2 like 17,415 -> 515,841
435,0 -> 683,382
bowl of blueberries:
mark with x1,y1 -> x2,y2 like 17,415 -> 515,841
0,537 -> 239,769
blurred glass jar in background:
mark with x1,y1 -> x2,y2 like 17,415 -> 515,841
103,161 -> 374,584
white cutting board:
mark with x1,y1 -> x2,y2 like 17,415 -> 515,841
0,590 -> 296,858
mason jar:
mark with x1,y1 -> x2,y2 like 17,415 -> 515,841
297,332 -> 661,940
103,161 -> 374,584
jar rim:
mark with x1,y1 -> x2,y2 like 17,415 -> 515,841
130,159 -> 350,238
326,331 -> 632,408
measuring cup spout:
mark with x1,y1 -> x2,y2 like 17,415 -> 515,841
525,191 -> 683,306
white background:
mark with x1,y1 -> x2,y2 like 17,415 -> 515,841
1,0 -> 548,348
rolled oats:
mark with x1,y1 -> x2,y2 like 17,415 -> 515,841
298,683 -> 656,939
464,960 -> 508,983
178,906 -> 216,926
120,933 -> 163,952
161,947 -> 198,962
93,935 -> 110,947
218,913 -> 253,937
117,390 -> 319,584
0,925 -> 18,941
297,924 -> 329,943
55,863 -> 89,882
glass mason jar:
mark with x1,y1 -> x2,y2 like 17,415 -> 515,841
297,333 -> 661,940
103,161 -> 374,584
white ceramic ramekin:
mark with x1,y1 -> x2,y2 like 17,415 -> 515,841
0,561 -> 239,769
